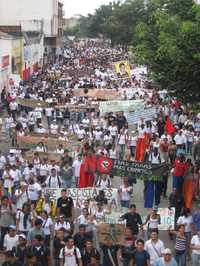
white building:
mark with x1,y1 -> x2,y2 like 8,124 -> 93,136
0,0 -> 64,52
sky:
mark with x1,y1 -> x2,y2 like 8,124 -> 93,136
63,0 -> 112,18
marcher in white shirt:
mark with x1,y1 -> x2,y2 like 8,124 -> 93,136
72,155 -> 82,186
15,182 -> 29,210
191,229 -> 200,266
45,168 -> 62,188
59,236 -> 82,266
3,226 -> 19,251
145,231 -> 165,265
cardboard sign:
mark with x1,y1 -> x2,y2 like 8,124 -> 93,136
97,223 -> 125,245
74,89 -> 120,100
114,61 -> 131,79
142,208 -> 175,230
99,100 -> 144,113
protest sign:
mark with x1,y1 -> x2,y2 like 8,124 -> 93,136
142,208 -> 175,230
126,107 -> 157,125
99,100 -> 144,113
96,156 -> 164,181
16,98 -> 99,111
97,223 -> 125,245
44,188 -> 119,206
114,60 -> 131,79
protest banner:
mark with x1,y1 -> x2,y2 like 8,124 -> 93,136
142,208 -> 175,230
16,98 -> 99,111
99,100 -> 144,113
96,156 -> 164,181
114,60 -> 131,79
74,89 -> 120,100
17,135 -> 78,151
26,151 -> 62,163
16,98 -> 47,108
44,188 -> 119,206
97,223 -> 125,245
126,107 -> 157,125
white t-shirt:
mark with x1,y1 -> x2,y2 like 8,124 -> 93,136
119,185 -> 133,201
191,235 -> 200,255
177,215 -> 193,232
10,169 -> 21,183
45,176 -> 62,188
76,129 -> 85,139
42,217 -> 53,235
174,134 -> 186,145
15,189 -> 29,210
2,170 -> 13,188
108,126 -> 118,137
72,159 -> 81,177
4,234 -> 19,251
94,130 -> 103,141
144,239 -> 165,265
28,182 -> 41,201
55,221 -> 71,232
118,134 -> 126,145
50,124 -> 58,135
59,246 -> 81,266
16,210 -> 33,232
45,107 -> 53,117
0,155 -> 6,170
39,164 -> 50,176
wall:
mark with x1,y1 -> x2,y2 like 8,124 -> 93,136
23,36 -> 44,80
0,0 -> 58,36
0,38 -> 12,94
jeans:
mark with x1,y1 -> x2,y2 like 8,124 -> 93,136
121,200 -> 130,208
173,176 -> 184,194
187,141 -> 193,155
119,144 -> 125,160
62,178 -> 72,188
175,250 -> 186,266
0,226 -> 9,249
192,253 -> 200,266
130,146 -> 136,157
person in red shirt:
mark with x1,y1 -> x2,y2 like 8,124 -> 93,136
172,154 -> 187,194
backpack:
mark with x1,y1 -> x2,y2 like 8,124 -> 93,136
62,247 -> 79,266
48,176 -> 61,187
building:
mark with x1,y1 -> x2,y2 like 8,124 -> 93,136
0,31 -> 12,93
0,0 -> 64,53
0,25 -> 44,81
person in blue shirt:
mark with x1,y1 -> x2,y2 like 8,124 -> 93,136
132,239 -> 150,266
192,204 -> 200,233
154,248 -> 177,266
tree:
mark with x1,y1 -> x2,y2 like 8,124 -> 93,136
134,0 -> 200,103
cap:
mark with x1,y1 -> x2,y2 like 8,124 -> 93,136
20,181 -> 28,186
163,248 -> 172,255
153,206 -> 158,211
19,234 -> 26,240
9,225 -> 16,230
